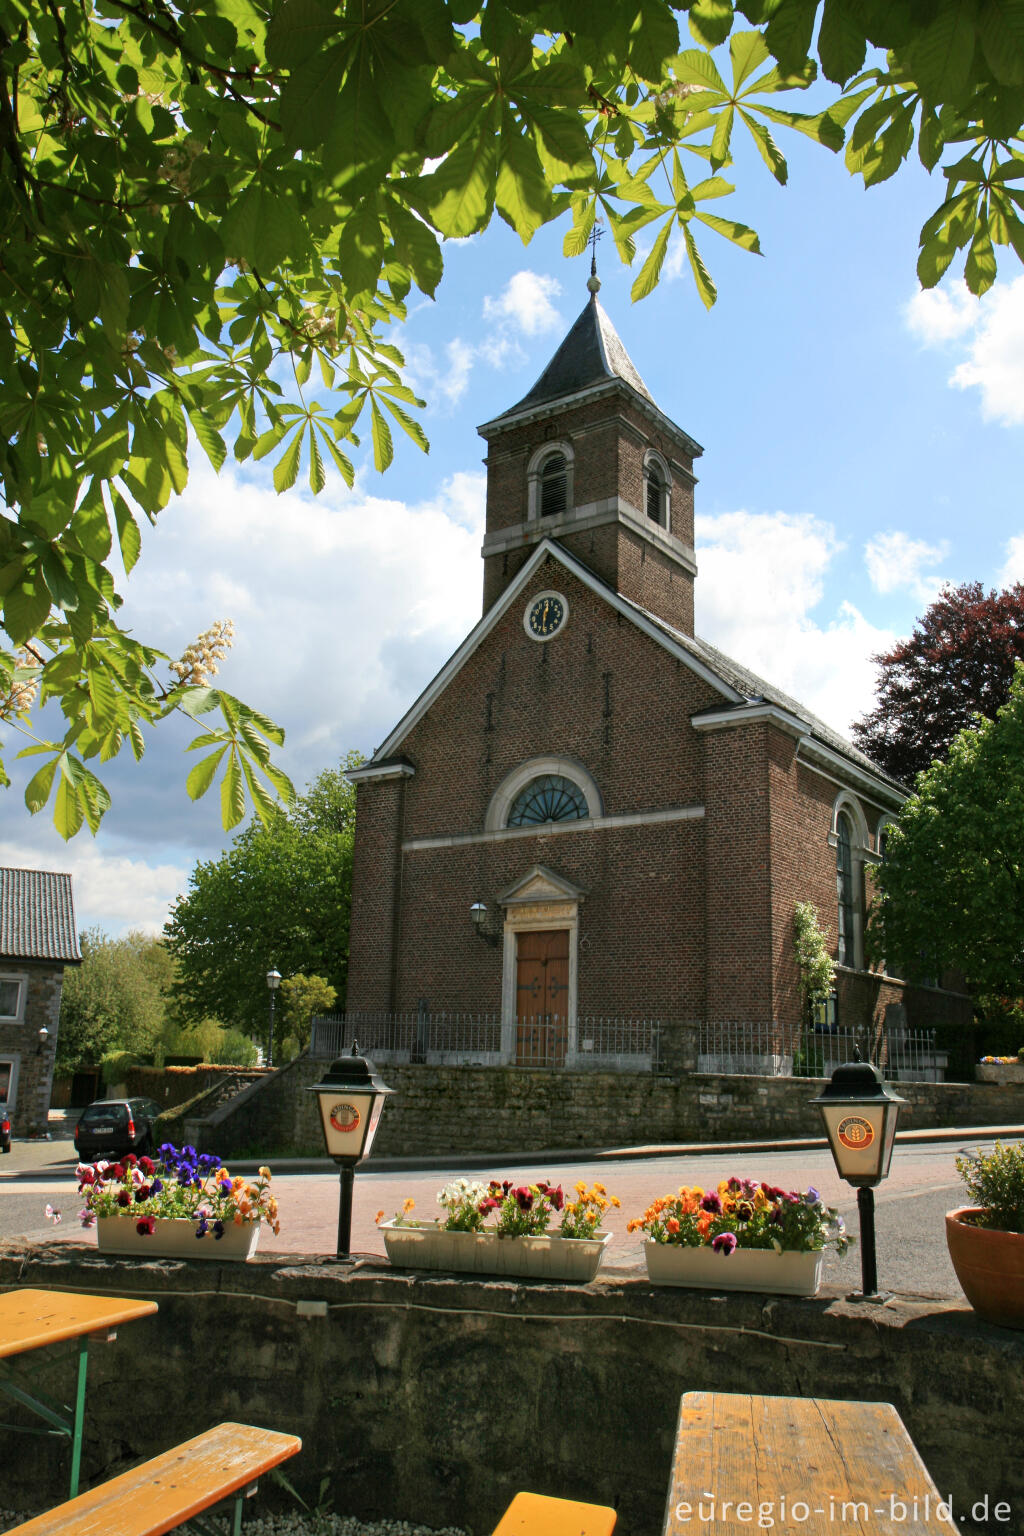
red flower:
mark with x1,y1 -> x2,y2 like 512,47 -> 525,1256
139,1156 -> 155,1176
77,1169 -> 95,1187
123,1153 -> 138,1167
116,1189 -> 132,1208
109,1165 -> 124,1182
550,1185 -> 565,1211
136,1215 -> 156,1236
514,1187 -> 533,1212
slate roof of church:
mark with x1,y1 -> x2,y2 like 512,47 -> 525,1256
0,868 -> 81,963
491,293 -> 654,421
627,598 -> 905,790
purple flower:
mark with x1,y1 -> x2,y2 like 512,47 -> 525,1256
196,1215 -> 209,1239
700,1192 -> 723,1215
711,1232 -> 737,1256
150,1178 -> 163,1195
213,1220 -> 225,1240
804,1187 -> 821,1205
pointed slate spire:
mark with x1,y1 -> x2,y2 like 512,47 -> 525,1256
490,271 -> 654,422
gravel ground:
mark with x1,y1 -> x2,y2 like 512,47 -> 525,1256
1,1512 -> 470,1536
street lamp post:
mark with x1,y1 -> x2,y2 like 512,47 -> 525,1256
810,1047 -> 906,1301
266,967 -> 281,1068
307,1045 -> 395,1258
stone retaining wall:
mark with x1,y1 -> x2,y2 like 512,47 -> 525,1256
0,1245 -> 1019,1536
190,1056 -> 1024,1161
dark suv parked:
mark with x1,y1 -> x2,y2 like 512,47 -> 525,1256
73,1097 -> 163,1161
0,1103 -> 10,1153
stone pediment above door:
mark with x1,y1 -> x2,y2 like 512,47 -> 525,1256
499,864 -> 586,908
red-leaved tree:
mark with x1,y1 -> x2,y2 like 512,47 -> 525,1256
852,582 -> 1024,783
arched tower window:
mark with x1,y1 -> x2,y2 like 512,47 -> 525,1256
646,460 -> 665,523
508,774 -> 588,827
836,812 -> 855,966
642,449 -> 671,529
539,452 -> 568,517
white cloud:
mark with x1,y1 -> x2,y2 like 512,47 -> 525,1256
695,509 -> 895,736
0,839 -> 189,936
904,286 -> 978,344
999,532 -> 1024,585
863,530 -> 949,603
407,271 -> 562,412
905,275 -> 1024,426
482,270 -> 562,336
2,458 -> 488,936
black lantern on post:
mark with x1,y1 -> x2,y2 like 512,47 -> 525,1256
266,967 -> 281,1068
307,1045 -> 395,1258
810,1048 -> 906,1301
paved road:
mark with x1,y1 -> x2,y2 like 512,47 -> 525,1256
1,1133 -> 1010,1300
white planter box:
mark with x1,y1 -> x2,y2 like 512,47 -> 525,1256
380,1221 -> 611,1282
643,1240 -> 823,1296
96,1215 -> 261,1262
977,1063 -> 1024,1084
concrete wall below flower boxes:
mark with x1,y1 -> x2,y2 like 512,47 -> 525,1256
184,1052 -> 1024,1162
0,1246 -> 1019,1536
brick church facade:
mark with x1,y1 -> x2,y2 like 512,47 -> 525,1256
345,278 -> 966,1061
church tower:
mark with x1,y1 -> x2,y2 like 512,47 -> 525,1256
477,266 -> 702,636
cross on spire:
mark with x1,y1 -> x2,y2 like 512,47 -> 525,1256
587,221 -> 603,295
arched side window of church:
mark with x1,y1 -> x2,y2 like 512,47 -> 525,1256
507,774 -> 589,827
643,450 -> 671,529
835,812 -> 855,966
540,452 -> 568,517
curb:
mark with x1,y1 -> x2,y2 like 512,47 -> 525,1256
1,1124 -> 1019,1182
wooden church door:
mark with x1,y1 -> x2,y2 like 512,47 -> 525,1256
515,929 -> 569,1066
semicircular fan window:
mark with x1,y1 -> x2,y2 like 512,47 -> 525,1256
507,775 -> 588,827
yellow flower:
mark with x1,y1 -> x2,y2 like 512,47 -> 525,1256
258,1166 -> 271,1181
216,1168 -> 229,1182
403,1196 -> 416,1214
610,1196 -> 621,1208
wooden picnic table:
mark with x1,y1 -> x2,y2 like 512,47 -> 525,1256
663,1392 -> 958,1535
0,1287 -> 158,1498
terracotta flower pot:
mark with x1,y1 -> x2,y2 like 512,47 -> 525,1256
945,1207 -> 1024,1330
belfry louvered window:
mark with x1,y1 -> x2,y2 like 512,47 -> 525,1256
508,774 -> 588,827
645,460 -> 665,523
539,452 -> 568,517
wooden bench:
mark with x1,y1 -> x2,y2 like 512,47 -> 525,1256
4,1421 -> 302,1536
492,1490 -> 617,1535
663,1391 -> 957,1535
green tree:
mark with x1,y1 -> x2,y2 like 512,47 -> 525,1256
279,973 -> 337,1057
57,929 -> 167,1074
164,755 -> 359,1036
2,2 -> 1022,838
873,665 -> 1024,1003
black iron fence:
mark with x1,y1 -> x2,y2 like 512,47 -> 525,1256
310,1012 -> 948,1080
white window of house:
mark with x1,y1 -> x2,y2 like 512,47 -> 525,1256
0,977 -> 23,1020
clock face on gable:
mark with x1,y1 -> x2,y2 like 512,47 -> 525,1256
524,591 -> 568,640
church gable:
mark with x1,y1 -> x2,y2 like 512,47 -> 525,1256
368,543 -> 732,844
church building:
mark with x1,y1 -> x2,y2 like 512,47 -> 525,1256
345,272 -> 954,1065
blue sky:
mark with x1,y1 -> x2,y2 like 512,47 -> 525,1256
2,93 -> 1022,938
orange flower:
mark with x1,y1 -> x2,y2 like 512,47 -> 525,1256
666,1217 -> 680,1234
375,1209 -> 385,1224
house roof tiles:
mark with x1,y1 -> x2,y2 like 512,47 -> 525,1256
0,868 -> 81,963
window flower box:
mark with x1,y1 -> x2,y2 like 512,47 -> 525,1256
96,1214 -> 261,1262
379,1220 -> 611,1282
628,1176 -> 851,1298
379,1176 -> 617,1282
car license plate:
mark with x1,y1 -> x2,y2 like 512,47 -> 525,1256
90,1124 -> 114,1134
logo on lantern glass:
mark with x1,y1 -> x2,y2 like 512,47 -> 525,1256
329,1101 -> 360,1134
837,1114 -> 875,1150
